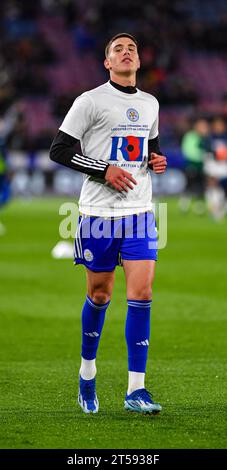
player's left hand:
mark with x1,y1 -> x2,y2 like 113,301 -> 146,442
149,153 -> 167,174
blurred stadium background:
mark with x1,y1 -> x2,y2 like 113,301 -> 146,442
1,0 -> 227,200
0,0 -> 227,450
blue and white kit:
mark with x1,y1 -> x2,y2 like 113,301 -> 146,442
59,81 -> 160,270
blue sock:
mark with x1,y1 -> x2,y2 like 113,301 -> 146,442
81,295 -> 110,360
125,299 -> 151,373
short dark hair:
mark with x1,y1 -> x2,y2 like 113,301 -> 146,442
105,33 -> 138,58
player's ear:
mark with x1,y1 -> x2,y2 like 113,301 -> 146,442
104,58 -> 111,70
137,57 -> 140,71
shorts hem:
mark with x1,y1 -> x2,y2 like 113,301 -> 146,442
74,260 -> 116,272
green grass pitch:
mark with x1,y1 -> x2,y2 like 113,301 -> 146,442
0,197 -> 227,449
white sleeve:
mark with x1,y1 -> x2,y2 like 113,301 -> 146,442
149,100 -> 159,140
59,93 -> 95,140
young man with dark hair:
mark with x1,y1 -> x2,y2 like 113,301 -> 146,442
50,33 -> 167,414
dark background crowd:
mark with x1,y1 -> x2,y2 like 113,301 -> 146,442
0,0 -> 227,154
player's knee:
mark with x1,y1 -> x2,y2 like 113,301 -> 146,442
90,291 -> 111,305
127,287 -> 152,301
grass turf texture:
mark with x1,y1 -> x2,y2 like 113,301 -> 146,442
0,197 -> 227,449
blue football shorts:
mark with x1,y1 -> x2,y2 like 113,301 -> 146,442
74,211 -> 158,272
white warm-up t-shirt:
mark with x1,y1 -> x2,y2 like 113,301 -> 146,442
59,81 -> 159,217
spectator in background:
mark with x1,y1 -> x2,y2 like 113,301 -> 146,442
0,104 -> 21,234
204,116 -> 227,220
180,118 -> 211,214
0,143 -> 8,235
210,117 -> 227,161
72,19 -> 97,55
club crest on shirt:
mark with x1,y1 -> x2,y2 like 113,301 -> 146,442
126,108 -> 139,122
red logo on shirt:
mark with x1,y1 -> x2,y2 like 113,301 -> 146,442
110,136 -> 145,161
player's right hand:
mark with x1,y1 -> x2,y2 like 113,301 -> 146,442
104,165 -> 137,192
